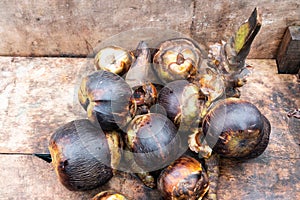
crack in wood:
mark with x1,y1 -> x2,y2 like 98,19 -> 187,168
189,0 -> 197,38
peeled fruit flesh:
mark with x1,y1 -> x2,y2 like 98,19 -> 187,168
94,46 -> 135,76
92,190 -> 128,200
153,38 -> 203,84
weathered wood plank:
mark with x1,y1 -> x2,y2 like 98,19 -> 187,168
3,57 -> 298,154
276,26 -> 300,74
0,57 -> 94,153
192,0 -> 300,59
0,0 -> 299,58
0,154 -> 162,200
0,57 -> 299,199
217,59 -> 300,200
0,0 -> 194,57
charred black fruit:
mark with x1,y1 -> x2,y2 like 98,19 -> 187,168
125,113 -> 182,172
241,114 -> 271,159
157,155 -> 209,200
48,119 -> 123,191
131,82 -> 158,115
92,190 -> 128,200
202,98 -> 270,158
78,70 -> 136,131
157,80 -> 205,132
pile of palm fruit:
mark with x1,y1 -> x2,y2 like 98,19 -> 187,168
46,8 -> 271,200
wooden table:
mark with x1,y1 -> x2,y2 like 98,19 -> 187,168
0,57 -> 299,199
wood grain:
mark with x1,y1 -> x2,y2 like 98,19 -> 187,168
0,154 -> 162,200
192,0 -> 300,59
0,0 -> 299,58
0,0 -> 194,57
276,26 -> 300,74
0,57 -> 94,153
0,57 -> 299,199
217,59 -> 300,200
